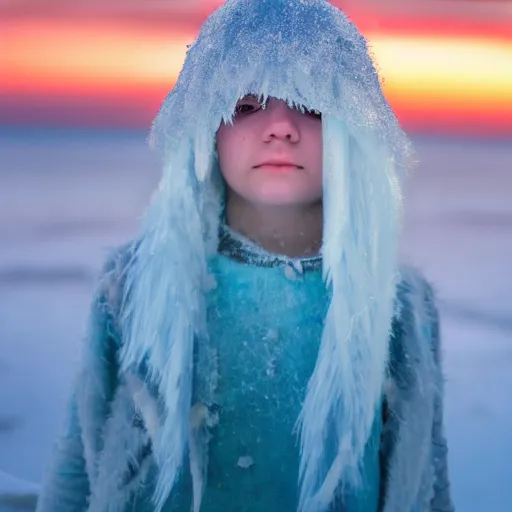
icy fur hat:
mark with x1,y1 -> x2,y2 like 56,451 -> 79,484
120,1 -> 413,511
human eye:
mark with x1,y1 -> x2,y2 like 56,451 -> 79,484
234,95 -> 264,116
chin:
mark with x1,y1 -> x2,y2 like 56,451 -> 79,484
248,183 -> 316,206
251,194 -> 318,207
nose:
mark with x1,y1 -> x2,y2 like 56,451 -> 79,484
262,100 -> 300,144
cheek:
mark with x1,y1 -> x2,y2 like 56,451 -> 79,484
216,127 -> 237,183
217,125 -> 249,165
307,125 -> 323,196
314,125 -> 324,162
216,125 -> 232,167
305,124 -> 323,172
216,125 -> 248,191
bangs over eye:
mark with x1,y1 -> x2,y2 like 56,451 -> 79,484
234,94 -> 266,116
233,95 -> 322,120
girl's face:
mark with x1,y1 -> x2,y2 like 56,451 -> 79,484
216,96 -> 323,207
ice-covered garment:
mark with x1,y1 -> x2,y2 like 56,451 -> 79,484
34,243 -> 454,512
176,230 -> 382,512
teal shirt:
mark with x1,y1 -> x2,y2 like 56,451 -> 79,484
201,254 -> 330,511
164,229 -> 382,512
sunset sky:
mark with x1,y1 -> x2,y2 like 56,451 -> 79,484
2,0 -> 512,136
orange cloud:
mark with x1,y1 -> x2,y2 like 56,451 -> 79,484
1,11 -> 511,135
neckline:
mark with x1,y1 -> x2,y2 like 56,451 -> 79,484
217,224 -> 323,273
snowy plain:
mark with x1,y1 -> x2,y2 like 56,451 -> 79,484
0,129 -> 510,511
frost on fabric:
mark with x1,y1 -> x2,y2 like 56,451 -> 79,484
237,456 -> 255,469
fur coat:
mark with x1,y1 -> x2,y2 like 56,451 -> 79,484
36,247 -> 454,512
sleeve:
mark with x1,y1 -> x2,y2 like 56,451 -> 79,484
426,285 -> 455,512
36,257 -> 122,512
35,394 -> 91,512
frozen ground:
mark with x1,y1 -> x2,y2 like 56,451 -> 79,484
0,129 -> 510,510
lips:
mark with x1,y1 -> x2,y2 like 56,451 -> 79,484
255,160 -> 302,168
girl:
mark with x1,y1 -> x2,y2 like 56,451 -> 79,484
36,1 -> 453,511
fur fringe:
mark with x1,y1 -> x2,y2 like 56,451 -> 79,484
382,266 -> 440,512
